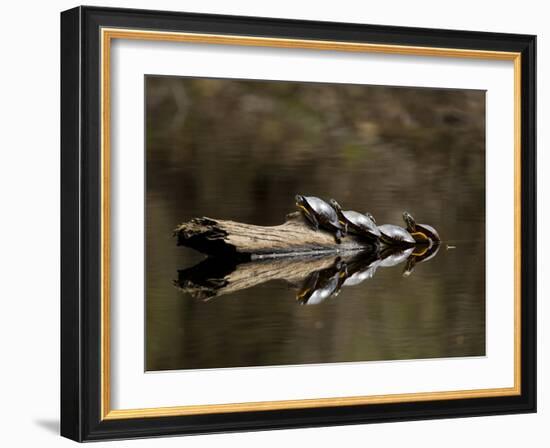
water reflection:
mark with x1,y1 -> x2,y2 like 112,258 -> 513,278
297,257 -> 348,305
176,243 -> 441,305
145,76 -> 485,371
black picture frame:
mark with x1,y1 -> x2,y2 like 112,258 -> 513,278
61,5 -> 536,442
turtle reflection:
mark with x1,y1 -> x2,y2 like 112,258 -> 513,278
176,243 -> 441,305
341,250 -> 381,287
402,242 -> 441,277
296,258 -> 348,305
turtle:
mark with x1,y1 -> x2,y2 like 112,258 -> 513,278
378,224 -> 416,247
329,199 -> 381,243
378,246 -> 415,268
402,211 -> 441,243
296,258 -> 347,305
402,241 -> 441,277
295,195 -> 345,243
342,251 -> 381,287
296,271 -> 320,304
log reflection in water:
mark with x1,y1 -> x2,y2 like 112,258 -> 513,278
175,253 -> 353,301
175,243 -> 441,304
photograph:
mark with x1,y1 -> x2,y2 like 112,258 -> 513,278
57,4 -> 537,442
145,76 -> 486,371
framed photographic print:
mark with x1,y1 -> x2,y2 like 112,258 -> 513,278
60,6 -> 536,442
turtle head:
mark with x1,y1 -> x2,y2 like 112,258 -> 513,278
365,212 -> 376,224
402,257 -> 416,278
295,195 -> 305,207
329,198 -> 342,212
403,211 -> 416,232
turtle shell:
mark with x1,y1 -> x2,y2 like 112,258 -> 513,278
302,196 -> 343,229
415,223 -> 440,242
343,261 -> 380,286
304,274 -> 340,305
378,224 -> 416,246
378,247 -> 414,267
341,210 -> 381,237
415,241 -> 441,263
298,260 -> 346,305
403,212 -> 440,243
296,271 -> 320,303
403,242 -> 441,277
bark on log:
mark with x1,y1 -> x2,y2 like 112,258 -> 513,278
174,212 -> 375,259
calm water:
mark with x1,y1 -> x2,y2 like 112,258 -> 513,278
145,76 -> 485,371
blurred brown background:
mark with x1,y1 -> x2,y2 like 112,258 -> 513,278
145,76 -> 485,371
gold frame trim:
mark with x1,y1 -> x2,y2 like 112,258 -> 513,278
100,28 -> 522,420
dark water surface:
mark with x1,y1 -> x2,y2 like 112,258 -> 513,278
145,76 -> 485,371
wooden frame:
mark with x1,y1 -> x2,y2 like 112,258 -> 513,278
61,5 -> 536,441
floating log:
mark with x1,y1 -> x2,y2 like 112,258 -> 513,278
174,212 -> 375,259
